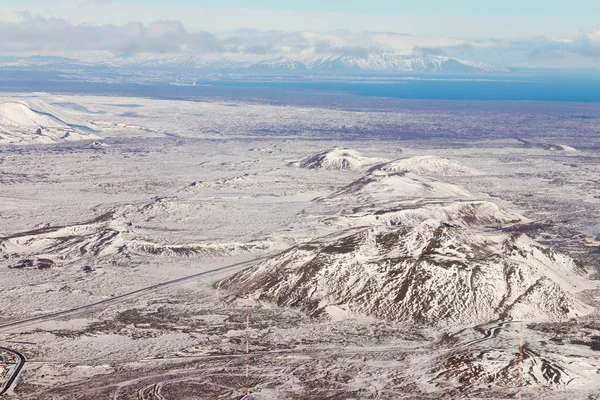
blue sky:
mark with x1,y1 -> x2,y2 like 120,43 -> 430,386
157,0 -> 599,17
1,0 -> 598,38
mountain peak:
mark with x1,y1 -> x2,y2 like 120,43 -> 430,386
290,148 -> 384,171
216,223 -> 591,326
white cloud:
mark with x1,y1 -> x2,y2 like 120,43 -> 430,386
0,15 -> 222,54
418,31 -> 600,68
0,15 -> 463,57
0,14 -> 600,69
4,1 -> 595,39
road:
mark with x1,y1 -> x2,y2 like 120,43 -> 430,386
0,257 -> 537,396
0,347 -> 25,396
458,321 -> 511,348
0,256 -> 268,334
0,256 -> 270,396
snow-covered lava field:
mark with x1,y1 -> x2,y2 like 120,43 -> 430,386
1,92 -> 600,399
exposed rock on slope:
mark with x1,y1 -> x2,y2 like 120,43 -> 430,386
0,212 -> 125,260
290,148 -> 384,171
0,201 -> 278,262
129,240 -> 275,257
336,200 -> 526,228
219,150 -> 591,326
216,223 -> 592,326
369,155 -> 481,176
0,200 -> 149,261
431,344 -> 578,391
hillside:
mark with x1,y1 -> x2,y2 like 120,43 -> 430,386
0,101 -> 98,144
216,224 -> 592,326
320,170 -> 472,207
369,155 -> 481,176
290,148 -> 384,171
217,151 -> 591,327
335,200 -> 526,228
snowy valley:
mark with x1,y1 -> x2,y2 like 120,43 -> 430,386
0,92 -> 599,399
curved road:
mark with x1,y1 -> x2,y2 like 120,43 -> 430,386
458,321 -> 511,348
0,347 -> 25,396
0,256 -> 269,395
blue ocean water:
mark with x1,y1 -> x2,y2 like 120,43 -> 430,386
203,75 -> 600,102
1,72 -> 600,102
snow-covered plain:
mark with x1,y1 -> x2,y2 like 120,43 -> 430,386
0,92 -> 600,399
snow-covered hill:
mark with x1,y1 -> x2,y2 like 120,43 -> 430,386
336,200 -> 526,228
217,148 -> 592,327
321,170 -> 472,206
545,144 -> 578,152
290,148 -> 384,171
369,155 -> 481,176
0,202 -> 279,262
0,100 -> 98,144
0,211 -> 127,260
216,223 -> 592,326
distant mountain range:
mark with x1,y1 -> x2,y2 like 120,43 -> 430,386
129,53 -> 508,74
1,53 -> 508,76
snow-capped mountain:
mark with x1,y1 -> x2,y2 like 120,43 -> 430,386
216,223 -> 592,326
251,54 -> 506,74
3,52 -> 507,75
289,148 -> 385,171
141,53 -> 506,74
216,150 -> 592,327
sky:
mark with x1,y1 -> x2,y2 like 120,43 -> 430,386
0,0 -> 600,69
2,0 -> 599,38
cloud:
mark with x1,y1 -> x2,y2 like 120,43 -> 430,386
0,15 -> 465,57
1,14 -> 600,69
569,30 -> 600,59
411,32 -> 600,68
0,15 -> 221,54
